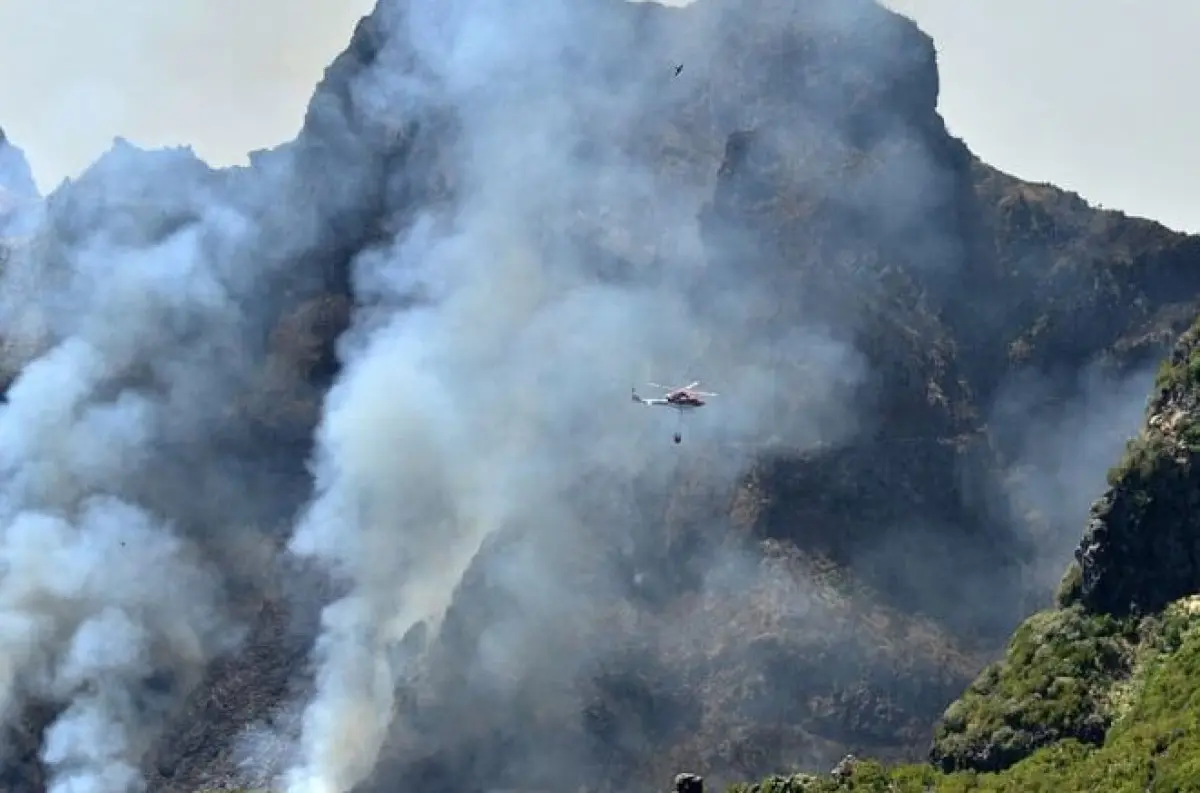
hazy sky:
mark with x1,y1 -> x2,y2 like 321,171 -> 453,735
0,0 -> 375,187
883,0 -> 1200,233
0,0 -> 1196,232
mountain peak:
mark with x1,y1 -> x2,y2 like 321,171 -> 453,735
0,127 -> 37,200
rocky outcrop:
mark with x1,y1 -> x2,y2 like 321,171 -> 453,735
919,318 -> 1200,777
0,126 -> 37,199
1066,318 -> 1200,617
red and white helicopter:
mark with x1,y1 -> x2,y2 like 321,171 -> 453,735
631,381 -> 718,444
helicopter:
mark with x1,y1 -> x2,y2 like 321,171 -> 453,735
631,381 -> 717,444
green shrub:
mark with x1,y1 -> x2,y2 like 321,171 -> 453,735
730,599 -> 1200,792
929,607 -> 1137,773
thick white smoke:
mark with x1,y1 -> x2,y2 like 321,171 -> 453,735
0,137 -> 369,793
0,498 -> 231,793
0,146 -> 266,793
279,2 -> 878,792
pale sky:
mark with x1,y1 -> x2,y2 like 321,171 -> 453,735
1,0 -> 1197,232
883,0 -> 1200,233
0,0 -> 375,188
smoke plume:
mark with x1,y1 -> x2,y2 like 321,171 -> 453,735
278,1 -> 948,791
0,110 -> 385,789
992,361 -> 1156,598
0,147 -> 256,793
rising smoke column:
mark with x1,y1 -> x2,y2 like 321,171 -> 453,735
0,126 -> 387,792
0,146 -> 254,793
279,0 -> 880,791
282,4 -> 696,790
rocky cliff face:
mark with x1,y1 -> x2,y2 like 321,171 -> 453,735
781,314 -> 1200,790
0,1 -> 1199,793
0,126 -> 38,236
1068,324 -> 1200,618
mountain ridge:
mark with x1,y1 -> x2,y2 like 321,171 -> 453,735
0,1 -> 1198,792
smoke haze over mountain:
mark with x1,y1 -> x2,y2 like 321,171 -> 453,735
0,2 -> 1189,793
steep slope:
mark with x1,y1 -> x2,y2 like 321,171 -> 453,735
744,315 -> 1200,790
1,1 -> 1199,793
283,3 -> 1200,793
0,126 -> 38,237
0,126 -> 37,198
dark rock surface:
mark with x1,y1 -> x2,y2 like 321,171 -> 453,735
1070,318 -> 1200,617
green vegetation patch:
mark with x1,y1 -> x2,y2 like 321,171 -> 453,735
1106,430 -> 1174,488
1153,321 -> 1200,396
928,606 -> 1139,773
735,598 -> 1200,792
1102,314 -> 1200,488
